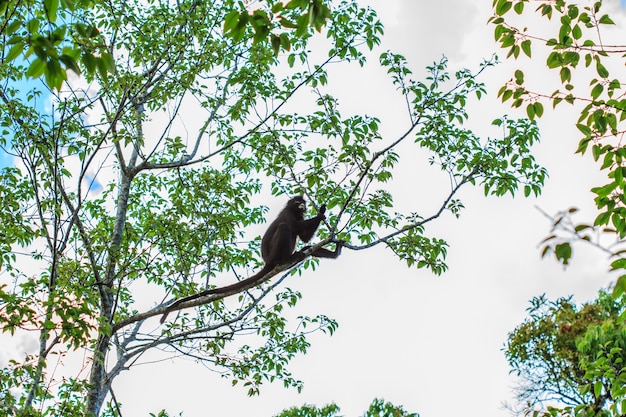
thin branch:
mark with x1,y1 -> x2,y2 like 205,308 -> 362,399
137,51 -> 342,172
498,21 -> 626,53
343,166 -> 480,251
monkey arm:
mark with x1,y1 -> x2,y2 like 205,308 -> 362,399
296,218 -> 322,242
296,204 -> 326,242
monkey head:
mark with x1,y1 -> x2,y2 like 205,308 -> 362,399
287,196 -> 306,214
286,196 -> 326,220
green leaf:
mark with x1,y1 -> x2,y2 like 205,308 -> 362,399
279,33 -> 291,51
526,103 -> 536,120
82,52 -> 96,74
59,54 -> 81,74
598,14 -> 614,25
96,55 -> 110,81
576,138 -> 591,155
554,242 -> 572,265
576,123 -> 591,136
593,110 -> 607,133
270,34 -> 281,55
595,211 -> 611,226
100,52 -> 115,73
45,58 -> 64,90
494,23 -> 505,41
5,42 -> 25,63
520,39 -> 531,57
27,18 -> 40,34
558,23 -> 571,44
26,58 -> 47,79
613,275 -> 626,297
223,10 -> 240,32
546,52 -> 562,69
279,17 -> 298,29
43,0 -> 59,22
591,83 -> 603,100
596,61 -> 609,78
540,4 -> 552,17
271,2 -> 284,13
495,0 -> 512,15
593,380 -> 602,398
295,13 -> 309,37
560,67 -> 571,83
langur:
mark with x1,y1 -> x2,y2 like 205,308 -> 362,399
160,196 -> 341,323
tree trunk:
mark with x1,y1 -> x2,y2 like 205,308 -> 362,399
85,158 -> 135,416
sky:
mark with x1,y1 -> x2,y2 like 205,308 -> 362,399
0,76 -> 48,167
113,1 -> 624,416
2,1 -> 625,416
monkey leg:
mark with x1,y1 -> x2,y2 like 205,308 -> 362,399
287,250 -> 307,263
309,244 -> 342,259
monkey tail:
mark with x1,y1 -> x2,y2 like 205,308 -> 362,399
159,264 -> 274,324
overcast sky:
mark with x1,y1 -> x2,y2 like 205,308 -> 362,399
3,1 -> 625,416
111,1 -> 625,416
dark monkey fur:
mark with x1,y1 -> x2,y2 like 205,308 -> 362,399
160,196 -> 341,323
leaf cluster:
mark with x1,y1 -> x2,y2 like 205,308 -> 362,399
223,0 -> 331,55
275,398 -> 418,417
506,289 -> 626,416
1,0 -> 114,89
490,0 -> 626,294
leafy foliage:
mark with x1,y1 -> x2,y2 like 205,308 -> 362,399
0,0 -> 335,89
224,0 -> 332,54
506,289 -> 626,416
0,0 -> 114,89
490,0 -> 626,294
0,1 -> 546,416
275,398 -> 418,417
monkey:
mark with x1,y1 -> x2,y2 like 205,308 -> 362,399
159,196 -> 341,324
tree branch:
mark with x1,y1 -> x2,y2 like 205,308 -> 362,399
343,166 -> 479,251
111,239 -> 334,333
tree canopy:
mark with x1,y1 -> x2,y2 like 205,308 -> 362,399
506,289 -> 626,416
0,0 -> 548,415
276,398 -> 418,417
491,2 -> 626,416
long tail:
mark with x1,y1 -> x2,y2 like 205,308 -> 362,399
159,264 -> 274,324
